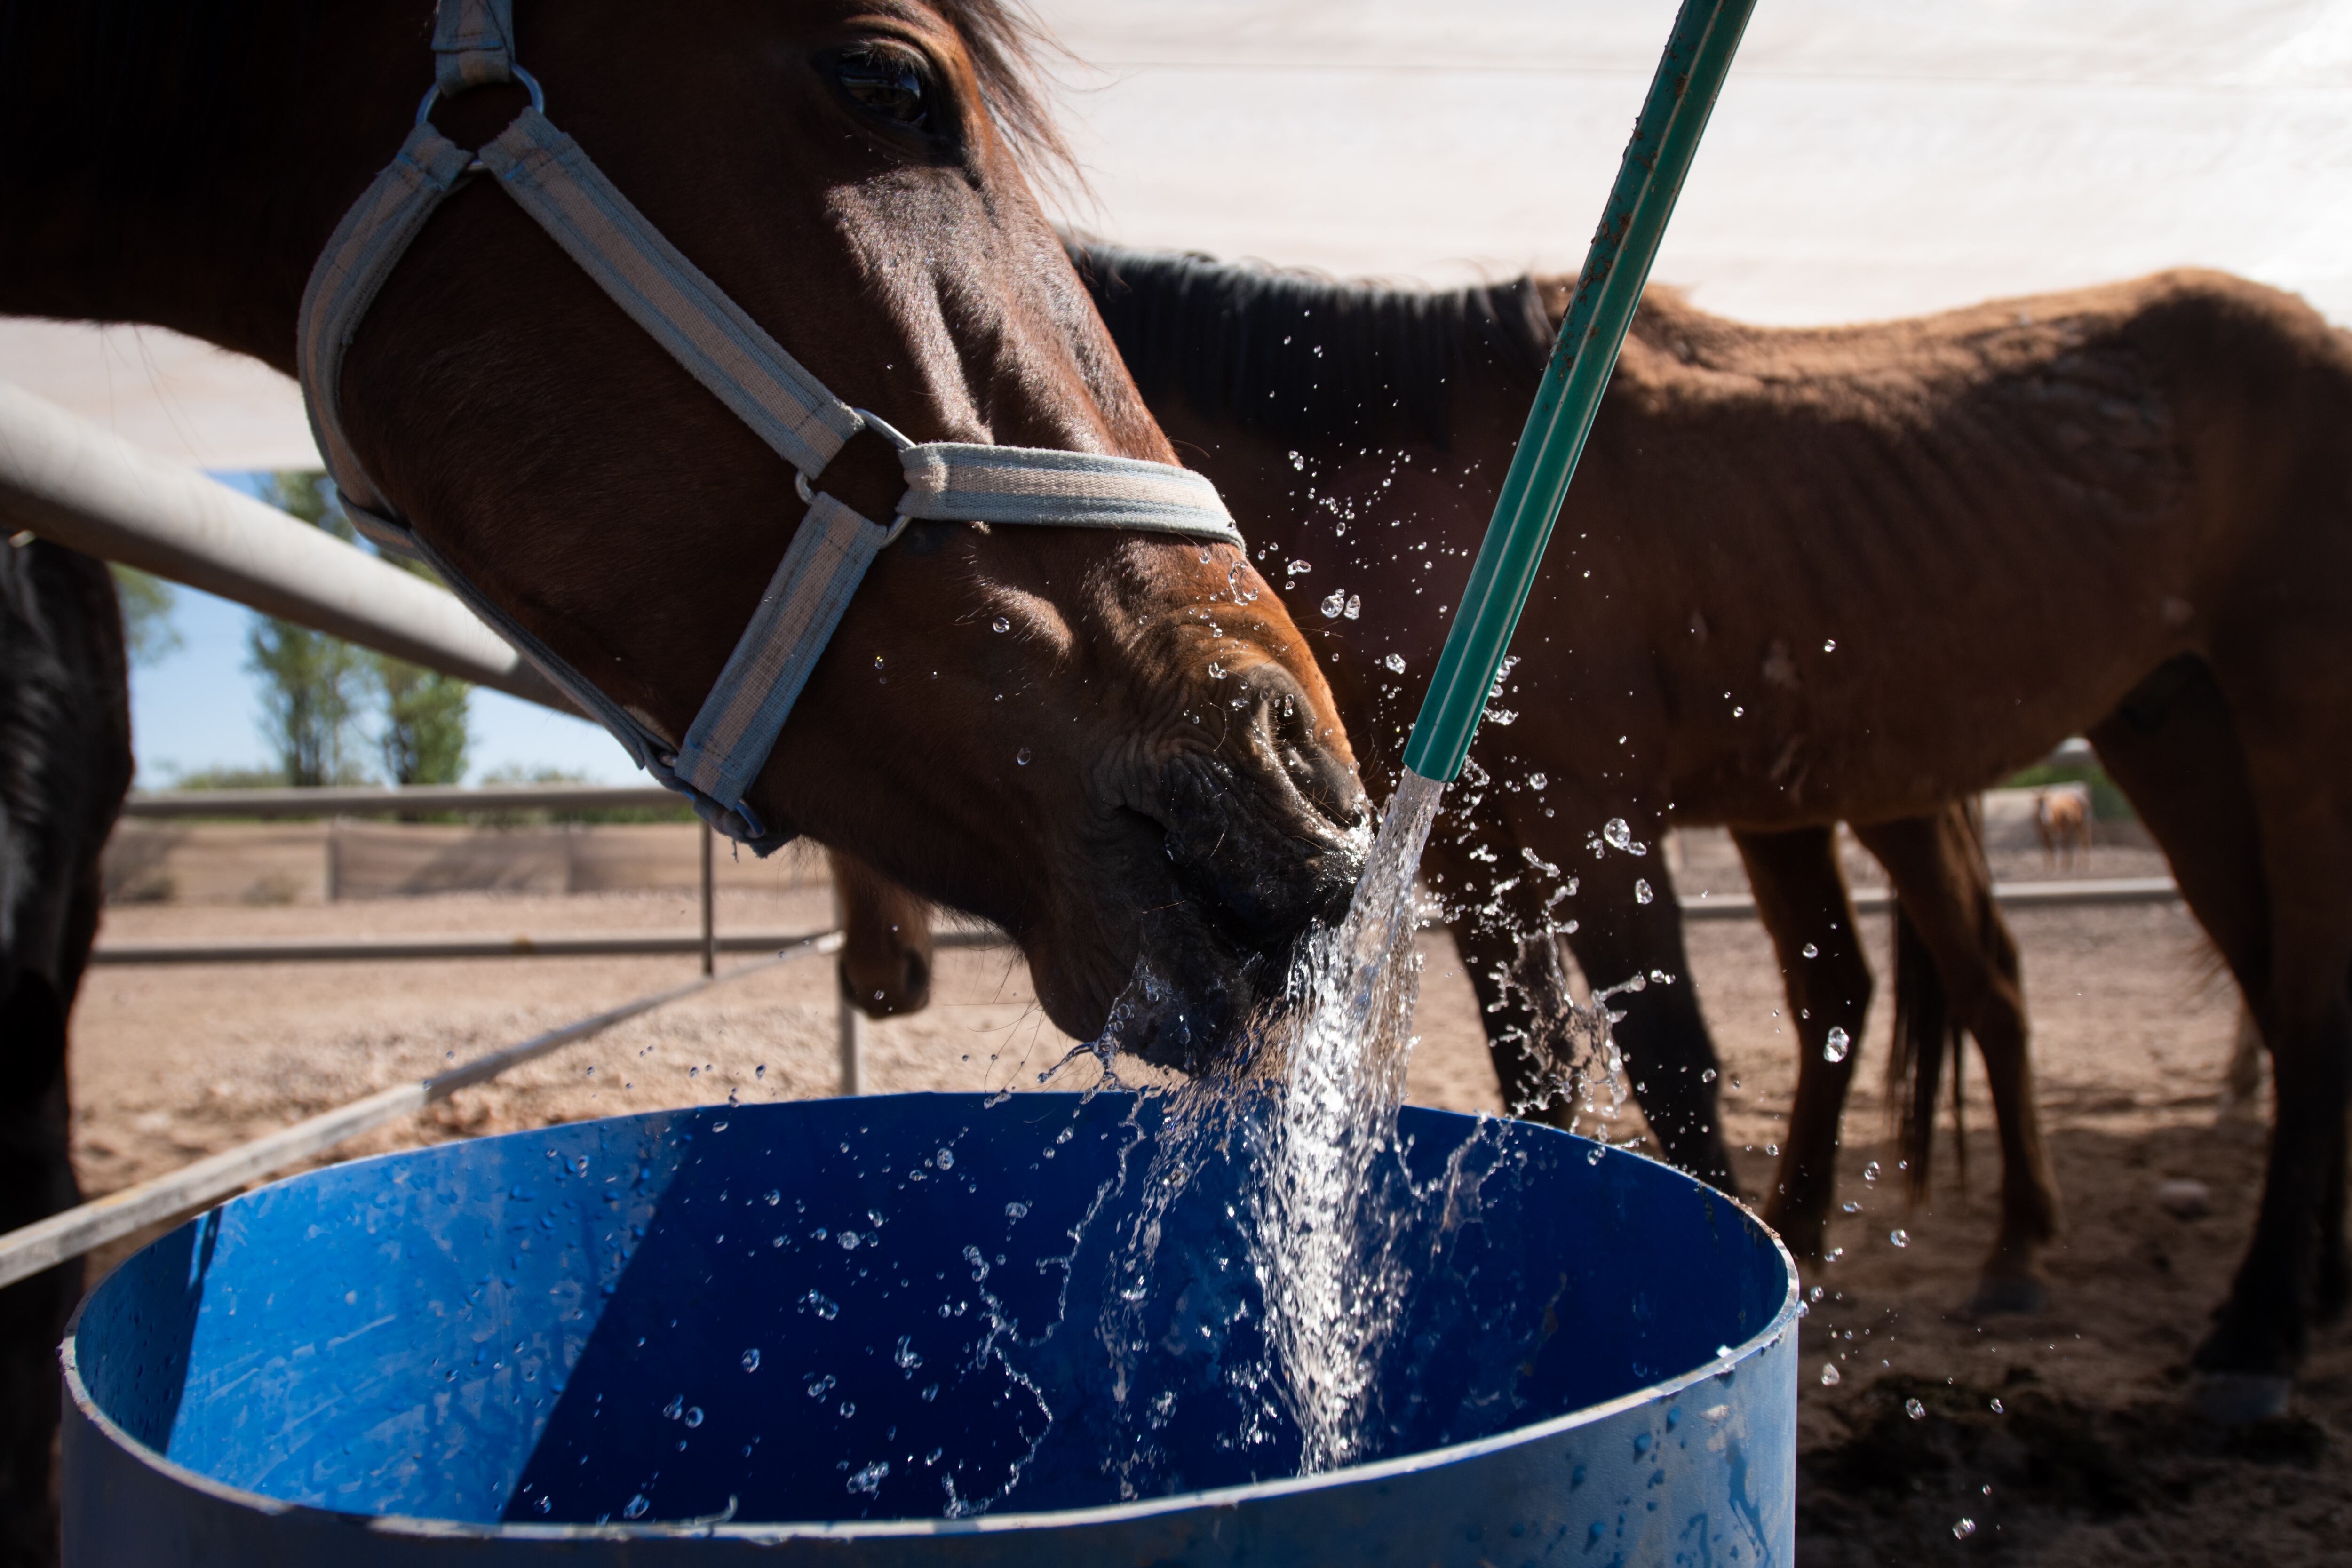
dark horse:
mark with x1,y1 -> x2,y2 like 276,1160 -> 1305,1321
845,242 -> 2352,1417
0,541 -> 130,1564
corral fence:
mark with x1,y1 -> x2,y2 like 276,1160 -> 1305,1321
0,382 -> 2180,1304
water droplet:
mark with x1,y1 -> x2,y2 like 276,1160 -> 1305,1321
623,1494 -> 650,1519
1383,653 -> 1406,673
764,1189 -> 781,1205
1634,879 -> 1653,905
894,1336 -> 924,1371
1802,942 -> 1819,959
1287,558 -> 1311,575
1765,1143 -> 1779,1157
1843,1200 -> 1860,1213
1344,593 -> 1361,620
755,1065 -> 766,1078
1820,1363 -> 1842,1385
742,1348 -> 761,1371
1906,1397 -> 1927,1420
807,1375 -> 836,1399
990,616 -> 1010,634
1890,1228 -> 1910,1248
684,1407 -> 704,1428
1486,707 -> 1518,726
1207,661 -> 1225,679
1015,747 -> 1032,766
839,1231 -> 861,1250
935,1147 -> 955,1170
873,653 -> 885,669
662,1396 -> 684,1420
1700,1067 -> 1716,1083
802,1290 -> 839,1320
1604,817 -> 1634,850
1529,772 -> 1547,790
1004,1200 -> 1028,1218
838,1401 -> 856,1418
1952,1518 -> 1976,1541
1319,589 -> 1346,619
1862,1161 -> 1881,1183
1989,1397 -> 2004,1414
846,1460 -> 890,1496
1823,638 -> 1837,653
1823,1026 -> 1851,1064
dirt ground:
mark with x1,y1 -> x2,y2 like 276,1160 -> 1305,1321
64,830 -> 2348,1563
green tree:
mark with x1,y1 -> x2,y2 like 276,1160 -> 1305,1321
246,617 -> 366,786
111,565 -> 181,663
246,471 -> 367,786
373,654 -> 471,785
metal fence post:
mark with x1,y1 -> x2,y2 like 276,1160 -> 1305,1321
837,994 -> 866,1097
699,820 -> 716,977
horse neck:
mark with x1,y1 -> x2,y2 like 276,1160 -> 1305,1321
0,2 -> 417,368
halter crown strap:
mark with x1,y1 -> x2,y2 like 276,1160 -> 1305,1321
296,3 -> 1241,851
432,0 -> 516,95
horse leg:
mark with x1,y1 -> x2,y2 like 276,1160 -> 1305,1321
0,968 -> 80,1568
2090,653 -> 2341,1419
1855,806 -> 2061,1315
827,850 -> 936,1018
1541,815 -> 1735,1190
2217,1003 -> 2267,1123
1419,829 -> 1584,1129
1732,826 -> 1870,1260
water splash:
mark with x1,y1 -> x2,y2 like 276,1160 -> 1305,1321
1246,770 -> 1445,1470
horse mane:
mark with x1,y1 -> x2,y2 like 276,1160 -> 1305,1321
1065,242 -> 1557,447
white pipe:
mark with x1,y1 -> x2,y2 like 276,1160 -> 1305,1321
0,382 -> 569,711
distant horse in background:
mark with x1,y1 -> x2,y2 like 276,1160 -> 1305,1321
2034,784 -> 2094,869
842,244 -> 2352,1415
0,540 -> 131,1565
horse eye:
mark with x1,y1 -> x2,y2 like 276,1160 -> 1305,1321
834,48 -> 929,129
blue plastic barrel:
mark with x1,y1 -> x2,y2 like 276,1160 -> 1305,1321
64,1093 -> 1795,1564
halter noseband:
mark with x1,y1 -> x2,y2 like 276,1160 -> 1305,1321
296,0 -> 1240,851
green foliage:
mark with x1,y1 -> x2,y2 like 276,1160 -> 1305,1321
163,764 -> 287,790
246,615 -> 368,787
257,470 -> 343,536
111,565 -> 182,663
373,655 -> 471,786
2002,761 -> 2132,822
236,471 -> 476,788
477,764 -> 693,825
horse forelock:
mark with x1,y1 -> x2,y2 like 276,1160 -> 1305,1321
1064,242 -> 1556,449
928,0 -> 1074,191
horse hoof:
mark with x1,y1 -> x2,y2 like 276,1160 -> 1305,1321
1965,1275 -> 2048,1318
2193,1372 -> 2293,1425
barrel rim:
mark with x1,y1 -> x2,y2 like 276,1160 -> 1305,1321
62,1097 -> 1799,1542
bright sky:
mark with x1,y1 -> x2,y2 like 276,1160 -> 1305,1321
16,0 -> 2352,784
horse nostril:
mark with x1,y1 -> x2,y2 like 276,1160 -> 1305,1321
900,950 -> 932,1012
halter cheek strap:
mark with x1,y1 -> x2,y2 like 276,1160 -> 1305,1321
297,0 -> 1240,852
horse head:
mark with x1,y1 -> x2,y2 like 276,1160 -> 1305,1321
293,2 -> 1367,1060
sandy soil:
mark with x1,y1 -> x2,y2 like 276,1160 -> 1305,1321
65,829 -> 2347,1563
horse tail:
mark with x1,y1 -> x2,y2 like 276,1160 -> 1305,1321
1885,898 -> 1965,1202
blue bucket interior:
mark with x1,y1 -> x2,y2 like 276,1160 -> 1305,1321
73,1094 -> 1787,1527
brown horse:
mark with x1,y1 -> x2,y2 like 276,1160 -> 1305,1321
0,3 -> 1369,1060
841,244 -> 2352,1413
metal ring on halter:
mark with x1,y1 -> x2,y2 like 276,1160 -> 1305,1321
793,469 -> 910,546
414,64 -> 546,127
